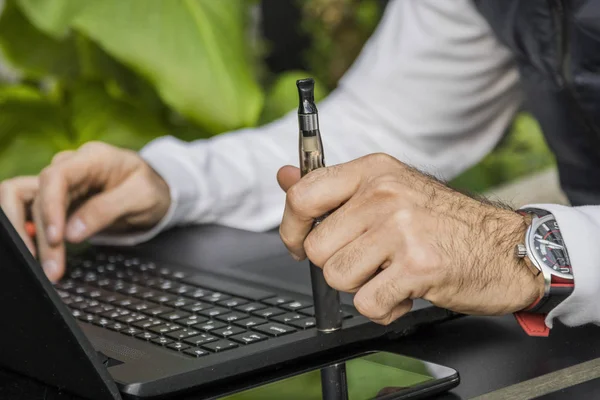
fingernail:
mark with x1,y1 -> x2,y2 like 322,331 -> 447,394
46,225 -> 58,243
289,252 -> 303,262
66,218 -> 86,241
43,260 -> 58,281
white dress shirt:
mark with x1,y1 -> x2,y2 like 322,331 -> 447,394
95,0 -> 600,329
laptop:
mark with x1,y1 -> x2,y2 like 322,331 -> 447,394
0,208 -> 456,399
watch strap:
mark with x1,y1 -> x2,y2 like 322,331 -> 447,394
514,281 -> 574,337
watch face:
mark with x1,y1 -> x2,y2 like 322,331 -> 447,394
529,215 -> 573,279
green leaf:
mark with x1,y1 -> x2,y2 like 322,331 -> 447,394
69,81 -> 168,150
0,86 -> 68,180
69,0 -> 264,134
16,0 -> 86,39
0,0 -> 80,79
260,71 -> 327,124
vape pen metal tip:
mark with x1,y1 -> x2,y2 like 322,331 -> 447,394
297,78 -> 318,114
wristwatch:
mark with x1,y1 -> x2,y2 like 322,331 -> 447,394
513,208 -> 574,337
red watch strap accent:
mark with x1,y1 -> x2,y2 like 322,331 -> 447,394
514,312 -> 550,337
514,281 -> 574,337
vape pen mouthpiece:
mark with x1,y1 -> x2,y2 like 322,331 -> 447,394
297,78 -> 318,115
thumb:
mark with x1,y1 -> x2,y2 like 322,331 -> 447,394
277,166 -> 301,192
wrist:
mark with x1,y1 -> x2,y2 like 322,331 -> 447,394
507,212 -> 545,312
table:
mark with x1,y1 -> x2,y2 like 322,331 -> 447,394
1,225 -> 599,399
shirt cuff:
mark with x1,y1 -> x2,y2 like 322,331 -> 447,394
90,137 -> 203,246
523,204 -> 600,329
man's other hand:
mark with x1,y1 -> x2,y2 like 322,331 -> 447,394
0,142 -> 171,282
277,153 -> 545,325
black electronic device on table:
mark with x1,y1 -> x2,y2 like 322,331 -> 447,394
219,351 -> 459,400
0,208 -> 455,399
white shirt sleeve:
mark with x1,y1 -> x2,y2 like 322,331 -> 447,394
524,204 -> 600,328
90,0 -> 522,246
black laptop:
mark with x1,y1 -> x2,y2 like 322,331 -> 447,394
0,208 -> 455,399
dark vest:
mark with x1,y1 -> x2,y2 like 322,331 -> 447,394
474,0 -> 600,205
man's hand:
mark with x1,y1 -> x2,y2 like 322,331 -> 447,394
0,142 -> 171,282
277,153 -> 545,325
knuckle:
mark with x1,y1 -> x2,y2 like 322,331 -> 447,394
368,176 -> 402,199
286,184 -> 309,215
354,294 -> 388,321
303,233 -> 323,266
390,209 -> 414,228
80,141 -> 111,155
51,150 -> 71,165
366,152 -> 397,166
38,166 -> 58,184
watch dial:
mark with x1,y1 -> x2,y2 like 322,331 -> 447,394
532,219 -> 573,277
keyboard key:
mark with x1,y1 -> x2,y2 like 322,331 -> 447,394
107,323 -> 126,332
167,342 -> 190,352
272,313 -> 304,324
253,323 -> 296,337
202,340 -> 238,353
166,298 -> 193,308
165,329 -> 200,341
151,336 -> 174,346
182,302 -> 212,313
230,332 -> 268,345
218,298 -> 248,308
233,317 -> 267,329
132,318 -> 162,329
98,293 -> 125,304
281,301 -> 311,312
136,331 -> 157,341
184,348 -> 209,358
184,275 -> 275,301
289,318 -> 316,330
176,315 -> 208,327
116,313 -> 146,325
133,289 -> 159,300
127,302 -> 151,312
87,304 -> 115,314
193,320 -> 227,332
122,327 -> 142,336
149,324 -> 182,335
160,311 -> 191,322
212,326 -> 245,338
117,285 -> 140,296
199,307 -> 229,318
263,297 -> 292,306
235,302 -> 267,313
202,293 -> 232,304
216,312 -> 247,323
151,294 -> 175,304
184,289 -> 213,300
167,285 -> 191,295
183,334 -> 218,346
100,308 -> 130,319
92,318 -> 111,328
252,307 -> 285,319
78,313 -> 96,323
298,307 -> 315,317
143,306 -> 174,317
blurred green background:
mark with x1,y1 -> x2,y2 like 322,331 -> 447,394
0,0 -> 556,192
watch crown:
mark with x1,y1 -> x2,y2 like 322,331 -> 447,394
515,244 -> 527,258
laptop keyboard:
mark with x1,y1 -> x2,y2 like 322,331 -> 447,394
55,253 -> 352,359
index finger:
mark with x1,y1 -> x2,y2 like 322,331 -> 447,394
280,155 -> 374,259
37,144 -> 110,245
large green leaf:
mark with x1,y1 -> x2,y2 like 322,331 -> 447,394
0,0 -> 79,79
69,81 -> 168,150
16,0 -> 85,39
68,0 -> 264,134
0,86 -> 68,180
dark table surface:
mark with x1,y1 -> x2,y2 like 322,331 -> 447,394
1,225 -> 599,399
